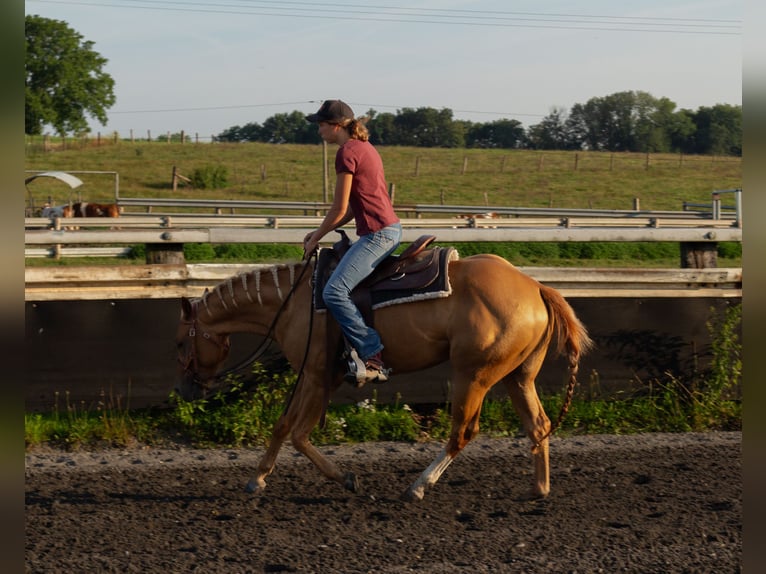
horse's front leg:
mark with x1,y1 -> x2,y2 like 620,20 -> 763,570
245,375 -> 357,494
244,411 -> 291,494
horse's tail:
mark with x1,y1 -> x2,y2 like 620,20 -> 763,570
537,284 -> 594,443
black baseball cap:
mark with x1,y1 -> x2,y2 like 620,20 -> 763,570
306,100 -> 355,123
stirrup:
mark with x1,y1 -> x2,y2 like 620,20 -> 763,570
343,348 -> 390,387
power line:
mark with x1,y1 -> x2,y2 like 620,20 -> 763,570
29,0 -> 742,35
107,99 -> 545,120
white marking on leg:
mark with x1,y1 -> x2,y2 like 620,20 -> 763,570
408,447 -> 455,500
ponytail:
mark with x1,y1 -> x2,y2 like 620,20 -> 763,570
340,117 -> 370,142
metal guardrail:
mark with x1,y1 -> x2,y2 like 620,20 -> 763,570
24,193 -> 743,259
115,197 -> 741,222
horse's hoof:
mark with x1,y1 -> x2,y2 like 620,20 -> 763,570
400,486 -> 424,502
244,480 -> 264,494
343,472 -> 360,493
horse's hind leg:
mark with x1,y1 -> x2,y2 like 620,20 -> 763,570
246,376 -> 354,494
403,375 -> 489,501
503,353 -> 552,498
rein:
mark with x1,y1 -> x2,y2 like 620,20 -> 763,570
182,254 -> 318,398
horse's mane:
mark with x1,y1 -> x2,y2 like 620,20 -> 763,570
197,261 -> 307,319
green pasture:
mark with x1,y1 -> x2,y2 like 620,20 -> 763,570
24,140 -> 741,212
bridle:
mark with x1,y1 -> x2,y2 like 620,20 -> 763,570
178,253 -> 318,395
178,302 -> 233,393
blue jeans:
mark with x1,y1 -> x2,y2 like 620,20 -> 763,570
323,222 -> 402,360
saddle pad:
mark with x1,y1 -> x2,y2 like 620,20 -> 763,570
313,247 -> 458,312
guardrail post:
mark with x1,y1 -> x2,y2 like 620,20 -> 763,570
712,192 -> 721,220
680,242 -> 718,269
145,243 -> 185,265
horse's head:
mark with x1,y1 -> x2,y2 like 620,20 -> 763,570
175,297 -> 232,401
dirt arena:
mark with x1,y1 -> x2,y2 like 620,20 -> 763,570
25,431 -> 741,573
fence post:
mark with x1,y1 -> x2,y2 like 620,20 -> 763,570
461,156 -> 468,174
414,156 -> 421,176
574,153 -> 579,170
322,141 -> 329,202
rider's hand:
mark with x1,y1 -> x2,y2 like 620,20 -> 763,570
303,231 -> 318,260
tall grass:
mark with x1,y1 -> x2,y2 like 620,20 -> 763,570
25,303 -> 741,450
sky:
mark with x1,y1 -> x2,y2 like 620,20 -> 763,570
24,0 -> 743,140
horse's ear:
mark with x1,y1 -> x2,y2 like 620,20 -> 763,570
181,297 -> 194,319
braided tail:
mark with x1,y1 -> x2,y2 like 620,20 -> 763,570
534,284 -> 594,449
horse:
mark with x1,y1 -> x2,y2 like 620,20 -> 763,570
40,202 -> 120,224
69,201 -> 120,218
175,243 -> 592,502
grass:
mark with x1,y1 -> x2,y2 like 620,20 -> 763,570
24,141 -> 741,212
25,303 -> 742,450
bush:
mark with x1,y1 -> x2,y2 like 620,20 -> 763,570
190,165 -> 229,189
718,242 -> 741,259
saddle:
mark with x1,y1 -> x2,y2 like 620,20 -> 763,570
314,230 -> 456,325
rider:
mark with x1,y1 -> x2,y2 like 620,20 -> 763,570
303,99 -> 402,385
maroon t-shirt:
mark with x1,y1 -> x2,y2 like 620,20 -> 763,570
335,139 -> 400,236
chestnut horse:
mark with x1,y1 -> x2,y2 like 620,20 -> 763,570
41,202 -> 120,222
69,201 -> 120,218
175,250 -> 592,501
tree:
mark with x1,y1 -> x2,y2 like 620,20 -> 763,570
393,107 -> 464,147
259,111 -> 318,144
686,104 -> 742,156
466,118 -> 525,149
526,107 -> 577,150
367,111 -> 398,145
25,15 -> 116,136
